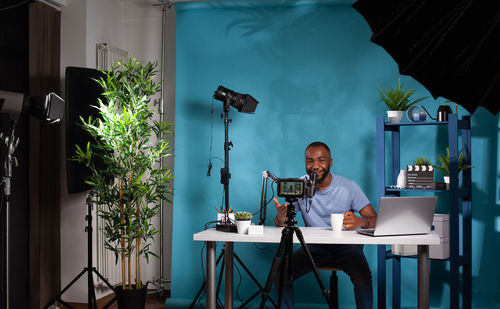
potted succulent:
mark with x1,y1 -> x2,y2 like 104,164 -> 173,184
72,55 -> 174,309
234,211 -> 253,234
377,79 -> 428,123
434,147 -> 473,189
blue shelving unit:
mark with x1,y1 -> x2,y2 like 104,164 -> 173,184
376,114 -> 472,309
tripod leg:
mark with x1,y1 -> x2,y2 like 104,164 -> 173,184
43,268 -> 87,309
294,227 -> 333,308
93,268 -> 116,292
234,253 -> 278,309
92,269 -> 117,308
259,228 -> 290,309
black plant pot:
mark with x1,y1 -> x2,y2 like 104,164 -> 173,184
115,283 -> 148,309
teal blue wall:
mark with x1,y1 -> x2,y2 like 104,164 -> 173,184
171,1 -> 500,308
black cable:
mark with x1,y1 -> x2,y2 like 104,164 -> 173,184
206,97 -> 223,177
234,261 -> 243,302
0,0 -> 31,11
204,220 -> 219,230
305,198 -> 312,213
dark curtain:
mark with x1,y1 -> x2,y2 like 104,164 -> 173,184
28,2 -> 61,308
0,2 -> 29,308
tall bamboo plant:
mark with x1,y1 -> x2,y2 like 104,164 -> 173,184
73,55 -> 173,290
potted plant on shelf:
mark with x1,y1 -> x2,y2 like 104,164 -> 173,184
377,78 -> 428,123
414,156 -> 432,167
434,147 -> 473,190
235,211 -> 253,234
72,55 -> 174,309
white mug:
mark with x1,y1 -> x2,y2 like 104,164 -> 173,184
330,213 -> 344,232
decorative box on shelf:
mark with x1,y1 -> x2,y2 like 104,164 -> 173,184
430,214 -> 450,259
406,165 -> 434,189
392,214 -> 450,258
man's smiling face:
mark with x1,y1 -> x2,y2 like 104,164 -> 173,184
305,145 -> 332,185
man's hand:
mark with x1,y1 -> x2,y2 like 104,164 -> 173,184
273,197 -> 288,226
343,211 -> 363,230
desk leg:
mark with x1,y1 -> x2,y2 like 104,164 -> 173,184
225,242 -> 234,309
206,241 -> 216,309
417,245 -> 429,309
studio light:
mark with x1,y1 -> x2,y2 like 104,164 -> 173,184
212,85 -> 259,232
213,85 -> 259,113
0,90 -> 64,123
1,89 -> 64,309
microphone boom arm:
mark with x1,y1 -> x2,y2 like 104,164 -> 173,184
258,171 -> 279,225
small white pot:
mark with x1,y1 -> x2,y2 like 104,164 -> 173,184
443,176 -> 450,190
387,110 -> 404,123
236,220 -> 251,234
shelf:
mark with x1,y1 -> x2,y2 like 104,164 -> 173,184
384,121 -> 448,127
376,114 -> 472,309
385,251 -> 451,262
385,188 -> 447,193
385,187 -> 471,199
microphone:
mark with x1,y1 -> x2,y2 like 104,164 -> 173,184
308,173 -> 318,193
263,170 -> 279,182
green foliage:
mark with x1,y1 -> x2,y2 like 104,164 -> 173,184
434,147 -> 473,176
414,156 -> 432,166
377,79 -> 428,111
72,55 -> 174,286
235,211 -> 253,221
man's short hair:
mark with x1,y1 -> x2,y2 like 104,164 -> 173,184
305,141 -> 331,156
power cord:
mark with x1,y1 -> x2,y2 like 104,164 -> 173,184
206,97 -> 226,177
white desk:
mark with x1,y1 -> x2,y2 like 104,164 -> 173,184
193,226 -> 440,309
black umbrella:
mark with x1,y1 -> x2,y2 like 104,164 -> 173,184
352,0 -> 500,114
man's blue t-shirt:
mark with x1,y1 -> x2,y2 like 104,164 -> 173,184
294,173 -> 370,227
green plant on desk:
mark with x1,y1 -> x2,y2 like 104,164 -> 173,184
235,211 -> 253,221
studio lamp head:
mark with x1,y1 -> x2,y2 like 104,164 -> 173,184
0,90 -> 64,123
213,85 -> 259,113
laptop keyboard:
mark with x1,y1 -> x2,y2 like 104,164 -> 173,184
356,228 -> 376,236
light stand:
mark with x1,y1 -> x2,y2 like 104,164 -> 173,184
1,120 -> 18,309
44,192 -> 116,309
216,97 -> 237,232
212,85 -> 258,232
0,90 -> 64,309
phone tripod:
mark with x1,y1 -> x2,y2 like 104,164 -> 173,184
259,198 -> 333,309
190,243 -> 278,308
44,192 -> 116,309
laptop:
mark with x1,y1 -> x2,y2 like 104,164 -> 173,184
356,196 -> 437,237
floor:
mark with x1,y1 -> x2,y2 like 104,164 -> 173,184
66,290 -> 169,309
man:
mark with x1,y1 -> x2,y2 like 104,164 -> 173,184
274,141 -> 377,309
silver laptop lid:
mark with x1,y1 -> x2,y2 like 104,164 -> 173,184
374,196 -> 438,236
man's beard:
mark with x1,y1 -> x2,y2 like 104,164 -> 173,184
307,166 -> 330,185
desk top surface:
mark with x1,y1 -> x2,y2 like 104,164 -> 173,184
193,226 -> 440,245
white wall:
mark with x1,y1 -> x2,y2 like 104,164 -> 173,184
59,0 -> 174,302
59,0 -> 91,303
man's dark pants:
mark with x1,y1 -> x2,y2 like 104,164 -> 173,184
275,244 -> 373,309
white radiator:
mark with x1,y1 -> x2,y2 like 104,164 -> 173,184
96,42 -> 128,71
94,42 -> 128,287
